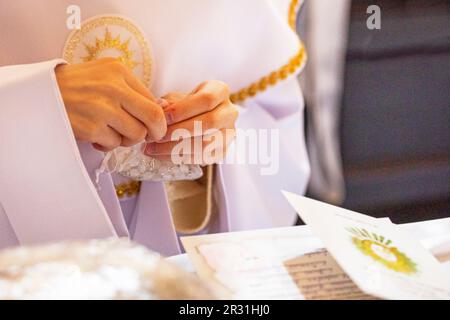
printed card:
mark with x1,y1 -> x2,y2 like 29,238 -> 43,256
282,191 -> 450,299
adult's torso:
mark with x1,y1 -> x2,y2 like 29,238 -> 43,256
0,0 -> 299,96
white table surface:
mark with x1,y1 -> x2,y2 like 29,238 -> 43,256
166,217 -> 450,273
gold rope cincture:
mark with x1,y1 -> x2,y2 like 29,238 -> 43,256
229,0 -> 307,104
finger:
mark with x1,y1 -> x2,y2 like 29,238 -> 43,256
93,143 -> 112,152
67,113 -> 97,142
160,100 -> 238,142
148,128 -> 236,165
202,128 -> 236,165
107,108 -> 148,147
95,58 -> 156,101
119,84 -> 167,141
145,136 -> 203,156
93,125 -> 123,151
144,127 -> 235,156
163,80 -> 230,125
120,65 -> 157,101
162,92 -> 188,104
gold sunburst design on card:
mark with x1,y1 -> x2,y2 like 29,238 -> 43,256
347,227 -> 418,275
63,15 -> 152,86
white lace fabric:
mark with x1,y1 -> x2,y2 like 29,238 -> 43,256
96,143 -> 203,183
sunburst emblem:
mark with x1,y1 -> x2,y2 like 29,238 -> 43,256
83,28 -> 138,70
347,227 -> 417,275
63,15 -> 153,86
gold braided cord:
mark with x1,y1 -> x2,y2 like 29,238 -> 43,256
230,0 -> 306,104
115,180 -> 141,199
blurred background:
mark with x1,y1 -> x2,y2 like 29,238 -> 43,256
298,0 -> 450,223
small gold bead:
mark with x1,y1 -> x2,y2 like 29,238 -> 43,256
248,84 -> 258,96
238,91 -> 248,101
269,72 -> 278,85
258,79 -> 268,91
279,69 -> 288,79
116,189 -> 125,198
260,77 -> 269,85
115,181 -> 141,199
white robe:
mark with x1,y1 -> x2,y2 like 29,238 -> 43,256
0,0 -> 310,255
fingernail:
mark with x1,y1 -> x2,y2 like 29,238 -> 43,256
165,111 -> 174,125
191,81 -> 208,94
156,98 -> 169,108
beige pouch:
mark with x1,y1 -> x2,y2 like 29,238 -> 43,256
164,165 -> 216,234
